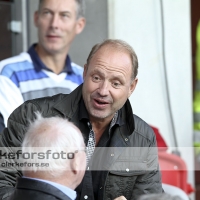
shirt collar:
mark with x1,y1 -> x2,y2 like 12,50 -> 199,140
78,98 -> 124,126
23,176 -> 76,200
27,43 -> 73,74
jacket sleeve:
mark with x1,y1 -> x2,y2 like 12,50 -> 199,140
131,134 -> 163,199
0,113 -> 5,133
0,76 -> 24,127
0,101 -> 40,199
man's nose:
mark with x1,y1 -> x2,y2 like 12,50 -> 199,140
98,81 -> 109,96
50,14 -> 59,29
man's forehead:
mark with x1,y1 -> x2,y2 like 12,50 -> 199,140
88,48 -> 132,75
93,46 -> 130,62
40,0 -> 77,4
40,0 -> 77,10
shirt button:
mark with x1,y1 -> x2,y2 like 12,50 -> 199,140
111,153 -> 114,157
125,138 -> 128,141
89,138 -> 93,141
87,166 -> 89,170
126,168 -> 129,172
100,187 -> 102,190
84,195 -> 88,199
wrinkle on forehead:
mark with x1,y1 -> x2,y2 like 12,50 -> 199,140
94,59 -> 129,77
89,48 -> 132,80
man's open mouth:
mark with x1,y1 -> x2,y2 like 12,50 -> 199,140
96,100 -> 107,104
94,99 -> 109,106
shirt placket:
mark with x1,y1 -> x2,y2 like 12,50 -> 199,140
80,112 -> 118,200
86,112 -> 118,164
86,122 -> 96,165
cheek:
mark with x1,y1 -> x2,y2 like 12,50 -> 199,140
39,20 -> 49,30
86,79 -> 98,91
112,89 -> 129,103
38,24 -> 45,35
116,89 -> 127,97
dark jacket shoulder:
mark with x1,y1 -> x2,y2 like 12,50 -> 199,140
9,93 -> 68,126
132,114 -> 156,145
9,178 -> 72,200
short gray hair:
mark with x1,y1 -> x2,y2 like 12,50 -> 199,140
39,0 -> 85,18
138,194 -> 183,200
86,39 -> 138,81
22,112 -> 85,177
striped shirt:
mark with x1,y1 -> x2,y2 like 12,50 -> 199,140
0,44 -> 83,127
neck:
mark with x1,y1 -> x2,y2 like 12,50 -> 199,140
35,44 -> 68,74
90,115 -> 114,145
50,176 -> 76,190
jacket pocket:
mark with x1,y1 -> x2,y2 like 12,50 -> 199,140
104,160 -> 147,200
108,157 -> 148,174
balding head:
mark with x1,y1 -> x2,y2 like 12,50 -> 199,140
22,112 -> 86,189
86,39 -> 138,81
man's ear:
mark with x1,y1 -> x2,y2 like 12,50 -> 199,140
83,64 -> 88,80
128,78 -> 138,98
75,17 -> 86,35
70,158 -> 78,175
34,11 -> 39,28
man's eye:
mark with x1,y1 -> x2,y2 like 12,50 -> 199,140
43,11 -> 50,15
61,13 -> 70,18
42,11 -> 51,16
92,75 -> 100,82
113,82 -> 121,87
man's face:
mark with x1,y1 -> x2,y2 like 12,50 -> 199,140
34,0 -> 85,54
82,46 -> 138,123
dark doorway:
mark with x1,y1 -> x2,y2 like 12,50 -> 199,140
191,0 -> 200,93
0,0 -> 13,61
191,0 -> 200,199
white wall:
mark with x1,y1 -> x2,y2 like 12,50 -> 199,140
108,0 -> 194,197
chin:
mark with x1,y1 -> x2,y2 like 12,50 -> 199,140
46,47 -> 61,54
91,112 -> 110,120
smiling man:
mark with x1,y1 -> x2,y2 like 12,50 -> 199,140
0,0 -> 85,131
0,39 -> 163,200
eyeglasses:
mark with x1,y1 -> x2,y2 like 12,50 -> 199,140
67,148 -> 87,159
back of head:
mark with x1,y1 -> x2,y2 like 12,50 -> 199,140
22,112 -> 85,179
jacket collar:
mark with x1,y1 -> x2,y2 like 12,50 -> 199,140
53,84 -> 136,171
16,178 -> 72,200
28,43 -> 73,74
53,84 -> 83,119
53,84 -> 135,135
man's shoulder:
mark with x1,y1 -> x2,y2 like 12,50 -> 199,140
10,86 -> 82,125
71,62 -> 83,76
8,94 -> 67,127
0,52 -> 33,76
132,114 -> 155,143
9,178 -> 72,200
25,93 -> 67,111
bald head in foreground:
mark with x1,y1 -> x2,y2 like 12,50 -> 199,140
9,113 -> 86,200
